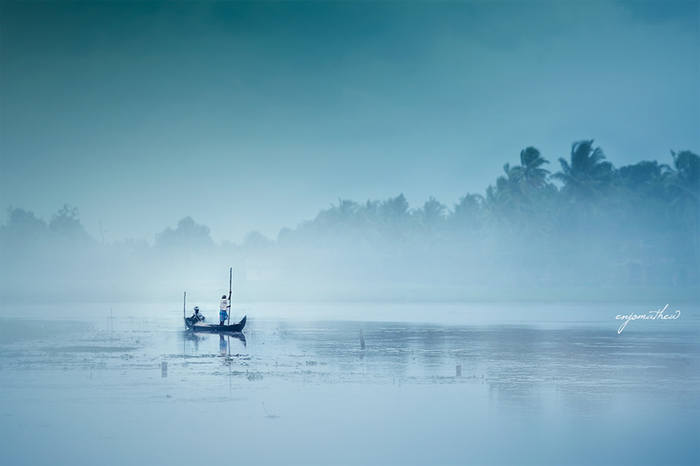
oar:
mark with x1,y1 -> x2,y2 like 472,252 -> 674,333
183,291 -> 187,329
227,267 -> 232,325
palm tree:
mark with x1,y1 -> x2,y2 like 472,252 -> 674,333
506,147 -> 551,191
336,199 -> 359,220
553,140 -> 614,199
486,173 -> 513,207
668,150 -> 700,203
666,151 -> 700,279
313,199 -> 359,232
489,153 -> 541,214
488,147 -> 552,218
452,194 -> 484,229
617,160 -> 670,187
380,194 -> 410,223
483,169 -> 525,227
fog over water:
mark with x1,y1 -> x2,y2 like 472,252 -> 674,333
2,141 -> 698,302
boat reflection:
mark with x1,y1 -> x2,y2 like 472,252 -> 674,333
221,332 -> 246,347
183,330 -> 245,344
220,333 -> 248,365
182,330 -> 246,355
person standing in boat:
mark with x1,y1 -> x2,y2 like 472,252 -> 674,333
219,292 -> 231,325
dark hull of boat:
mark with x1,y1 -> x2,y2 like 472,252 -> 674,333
185,315 -> 246,333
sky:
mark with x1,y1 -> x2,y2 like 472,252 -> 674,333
1,0 -> 698,243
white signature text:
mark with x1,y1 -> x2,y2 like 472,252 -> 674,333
616,304 -> 681,334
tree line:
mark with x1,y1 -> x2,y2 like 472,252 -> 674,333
1,140 -> 698,301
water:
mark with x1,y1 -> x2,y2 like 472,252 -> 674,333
0,302 -> 698,465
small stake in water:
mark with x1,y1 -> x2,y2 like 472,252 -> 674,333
262,402 -> 279,419
161,361 -> 168,378
456,364 -> 462,377
359,330 -> 366,350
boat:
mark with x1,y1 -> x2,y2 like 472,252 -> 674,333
182,268 -> 246,334
185,315 -> 247,333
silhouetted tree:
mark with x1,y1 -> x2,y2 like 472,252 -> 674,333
554,140 -> 614,199
156,216 -> 214,249
668,150 -> 700,204
379,194 -> 410,223
49,204 -> 90,241
486,168 -> 519,211
1,207 -> 48,241
666,150 -> 700,277
3,140 -> 699,300
452,194 -> 484,229
617,160 -> 670,197
508,147 -> 551,191
419,197 -> 447,226
243,231 -> 273,250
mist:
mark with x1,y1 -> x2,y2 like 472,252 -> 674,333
2,140 -> 697,303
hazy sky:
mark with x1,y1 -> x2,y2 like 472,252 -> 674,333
1,1 -> 698,242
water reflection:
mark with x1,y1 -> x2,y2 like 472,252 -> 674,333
274,321 -> 700,406
183,331 -> 246,352
2,307 -> 697,466
9,313 -> 692,412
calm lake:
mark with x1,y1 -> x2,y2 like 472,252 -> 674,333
1,302 -> 698,465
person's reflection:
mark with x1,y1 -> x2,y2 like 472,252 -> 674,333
219,334 -> 227,356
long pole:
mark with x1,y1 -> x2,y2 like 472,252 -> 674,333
228,267 -> 232,325
183,291 -> 186,328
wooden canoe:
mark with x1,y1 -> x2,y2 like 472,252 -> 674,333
185,315 -> 246,333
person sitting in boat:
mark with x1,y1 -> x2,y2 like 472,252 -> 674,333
190,306 -> 205,323
219,293 -> 231,325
